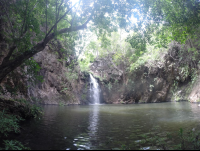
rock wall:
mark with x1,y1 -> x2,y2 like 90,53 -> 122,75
89,54 -> 124,103
0,40 -> 91,105
90,41 -> 200,104
0,41 -> 29,101
90,54 -> 123,82
1,38 -> 200,105
28,42 -> 92,105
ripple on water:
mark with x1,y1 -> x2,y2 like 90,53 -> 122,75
8,102 -> 200,150
140,146 -> 160,150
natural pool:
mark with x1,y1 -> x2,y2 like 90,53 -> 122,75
9,102 -> 200,150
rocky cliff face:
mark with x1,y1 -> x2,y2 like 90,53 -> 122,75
90,41 -> 200,104
90,55 -> 123,81
1,38 -> 200,105
0,40 -> 91,105
0,41 -> 29,101
89,54 -> 124,103
28,46 -> 89,105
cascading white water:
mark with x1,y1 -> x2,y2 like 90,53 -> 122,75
89,74 -> 100,104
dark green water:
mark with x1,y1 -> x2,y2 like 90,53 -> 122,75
11,102 -> 200,150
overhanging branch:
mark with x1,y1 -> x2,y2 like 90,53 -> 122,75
0,18 -> 91,71
45,2 -> 78,39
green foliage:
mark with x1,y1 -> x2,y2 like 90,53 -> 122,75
3,140 -> 30,150
0,110 -> 30,150
0,110 -> 22,137
129,47 -> 166,71
77,0 -> 200,76
27,104 -> 42,119
79,30 -> 133,73
59,101 -> 65,106
137,0 -> 200,44
94,75 -> 103,81
22,58 -> 43,83
191,69 -> 198,85
106,82 -> 112,91
4,84 -> 18,96
126,32 -> 147,56
179,65 -> 189,82
0,98 -> 42,149
81,94 -> 87,100
119,144 -> 131,150
170,128 -> 200,150
78,51 -> 95,72
61,87 -> 68,92
31,97 -> 42,103
65,70 -> 78,81
186,68 -> 198,96
15,98 -> 43,119
171,80 -> 182,101
1,0 -> 200,85
118,126 -> 200,150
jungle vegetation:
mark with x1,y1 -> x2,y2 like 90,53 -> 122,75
0,0 -> 200,83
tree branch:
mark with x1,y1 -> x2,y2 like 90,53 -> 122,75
45,2 -> 78,39
1,45 -> 16,65
46,0 -> 48,35
0,2 -> 92,83
70,0 -> 81,26
21,0 -> 29,37
0,19 -> 91,70
63,18 -> 71,24
58,0 -> 64,18
0,0 -> 15,36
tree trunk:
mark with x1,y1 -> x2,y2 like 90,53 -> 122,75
0,42 -> 45,82
0,20 -> 90,83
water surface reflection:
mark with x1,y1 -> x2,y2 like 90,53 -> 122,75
7,102 -> 200,150
73,104 -> 100,150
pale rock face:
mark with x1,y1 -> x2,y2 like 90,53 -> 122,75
0,41 -> 91,105
188,75 -> 200,102
27,45 -> 91,105
89,41 -> 200,104
1,39 -> 200,104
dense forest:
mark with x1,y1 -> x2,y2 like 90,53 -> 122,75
1,0 -> 200,150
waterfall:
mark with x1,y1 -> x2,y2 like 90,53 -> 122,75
89,74 -> 100,104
